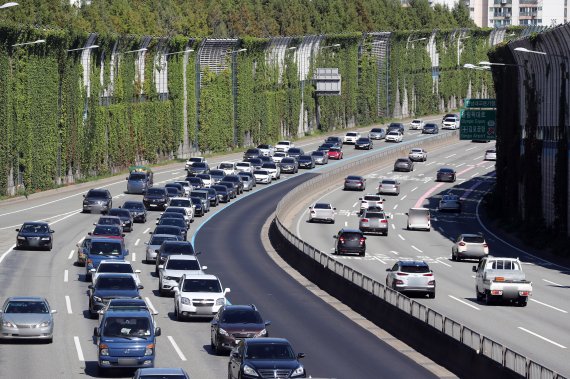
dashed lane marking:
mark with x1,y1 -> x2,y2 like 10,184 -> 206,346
65,296 -> 73,314
168,336 -> 188,361
74,336 -> 85,361
448,295 -> 480,310
68,250 -> 75,260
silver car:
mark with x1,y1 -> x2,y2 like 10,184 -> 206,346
439,194 -> 462,212
359,194 -> 385,213
452,233 -> 489,261
0,297 -> 56,342
359,210 -> 389,236
484,149 -> 496,161
369,127 -> 386,140
237,172 -> 255,191
377,179 -> 400,195
386,261 -> 435,298
308,203 -> 336,223
310,150 -> 329,165
408,148 -> 427,162
145,234 -> 180,263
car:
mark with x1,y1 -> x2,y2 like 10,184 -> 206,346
95,217 -> 122,231
387,122 -> 405,134
196,173 -> 213,188
143,187 -> 170,211
385,131 -> 403,143
191,191 -> 213,212
343,131 -> 361,144
228,338 -> 306,379
393,158 -> 414,172
409,119 -> 424,130
439,194 -> 462,212
89,224 -> 125,241
452,233 -> 489,261
186,161 -> 210,176
185,156 -> 206,170
189,197 -> 206,216
484,148 -> 497,161
0,297 -> 56,343
359,194 -> 385,213
422,123 -> 439,134
308,203 -> 336,223
354,137 -> 373,150
168,198 -> 195,222
253,169 -> 272,184
163,206 -> 193,226
83,188 -> 113,214
260,162 -> 281,179
333,228 -> 366,256
211,184 -> 232,203
369,127 -> 386,140
259,156 -> 275,166
327,146 -> 343,160
155,241 -> 196,275
165,182 -> 185,196
88,273 -> 142,318
257,144 -> 275,156
377,178 -> 400,195
145,234 -> 181,263
15,221 -> 54,250
159,255 -> 206,296
185,176 -> 205,190
173,273 -> 230,320
473,257 -> 532,306
85,238 -> 129,280
108,208 -> 134,232
279,157 -> 299,173
343,175 -> 366,191
165,186 -> 183,199
217,181 -> 237,199
211,304 -> 271,355
235,161 -> 253,173
157,212 -> 188,229
91,260 -> 142,287
442,114 -> 460,129
317,143 -> 334,153
204,187 -> 221,205
76,236 -> 92,266
406,207 -> 431,231
297,154 -> 315,169
222,175 -> 245,194
173,180 -> 192,197
218,161 -> 237,175
237,172 -> 255,191
311,150 -> 329,165
152,225 -> 186,241
324,136 -> 343,148
121,201 -> 148,223
385,261 -> 435,298
359,209 -> 390,236
126,168 -> 153,194
272,152 -> 288,163
209,169 -> 226,184
243,148 -> 262,161
436,167 -> 457,182
133,368 -> 190,379
246,157 -> 264,170
408,148 -> 427,162
275,140 -> 294,153
155,218 -> 188,240
287,147 -> 305,161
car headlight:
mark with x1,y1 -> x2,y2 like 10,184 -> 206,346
181,297 -> 191,305
144,343 -> 154,356
215,298 -> 225,306
99,344 -> 109,356
254,328 -> 267,337
243,365 -> 259,377
93,296 -> 102,302
218,328 -> 229,336
2,320 -> 16,328
41,237 -> 50,241
17,236 -> 25,240
38,321 -> 51,328
291,366 -> 305,377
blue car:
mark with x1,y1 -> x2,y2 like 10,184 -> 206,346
85,238 -> 129,280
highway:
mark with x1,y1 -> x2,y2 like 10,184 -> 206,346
0,120 -> 448,378
290,138 -> 570,376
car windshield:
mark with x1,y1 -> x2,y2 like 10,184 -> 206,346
196,174 -> 211,180
357,138 -> 369,142
159,219 -> 186,227
192,162 -> 207,168
169,200 -> 190,207
149,236 -> 176,245
90,242 -> 122,256
163,243 -> 194,254
400,265 -> 430,273
425,124 -> 437,128
94,226 -> 121,236
412,120 -> 421,123
166,187 -> 179,195
274,152 -> 286,157
165,208 -> 185,215
371,128 -> 383,132
261,163 -> 277,169
329,147 -> 341,152
146,188 -> 165,196
219,163 -> 234,169
166,259 -> 199,270
246,149 -> 258,154
21,224 -> 49,233
155,226 -> 181,235
387,131 -> 399,135
236,163 -> 250,167
277,141 -> 290,146
102,317 -> 150,338
389,123 -> 403,128
298,156 -> 311,162
411,149 -> 422,153
99,263 -> 133,274
128,173 -> 146,180
87,190 -> 108,198
281,158 -> 295,164
193,192 -> 208,199
5,301 -> 48,314
258,144 -> 270,149
188,158 -> 203,163
288,148 -> 301,154
182,278 -> 222,293
245,343 -> 295,360
396,159 -> 409,163
210,170 -> 225,176
490,260 -> 520,270
314,203 -> 331,209
123,202 -> 144,210
487,149 -> 496,153
96,217 -> 119,225
463,236 -> 485,243
221,309 -> 263,324
312,151 -> 324,156
191,197 -> 203,205
95,276 -> 136,290
212,186 -> 227,192
188,177 -> 202,184
346,132 -> 358,137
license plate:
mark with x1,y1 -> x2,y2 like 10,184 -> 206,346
118,358 -> 138,366
150,204 -> 157,207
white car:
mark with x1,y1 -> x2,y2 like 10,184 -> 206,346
261,162 -> 280,180
218,161 -> 237,175
272,152 -> 288,163
343,131 -> 361,144
385,131 -> 403,143
359,194 -> 385,213
257,144 -> 275,157
408,148 -> 427,162
442,116 -> 460,129
275,140 -> 294,153
235,161 -> 253,173
409,119 -> 425,130
196,174 -> 213,188
185,156 -> 206,170
253,169 -> 272,184
158,255 -> 207,296
386,261 -> 435,298
308,203 -> 336,223
91,260 -> 141,287
173,273 -> 230,320
484,149 -> 496,161
167,198 -> 195,222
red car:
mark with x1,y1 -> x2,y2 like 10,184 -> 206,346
88,224 -> 125,241
327,147 -> 343,160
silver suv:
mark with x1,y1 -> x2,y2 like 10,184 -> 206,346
359,210 -> 389,236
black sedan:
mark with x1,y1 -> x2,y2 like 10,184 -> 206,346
436,167 -> 457,182
120,201 -> 147,223
393,158 -> 414,172
190,197 -> 206,216
354,137 -> 373,150
243,148 -> 262,160
280,158 -> 299,174
297,155 -> 315,169
16,222 -> 54,250
217,181 -> 237,198
211,185 -> 231,203
422,123 -> 439,134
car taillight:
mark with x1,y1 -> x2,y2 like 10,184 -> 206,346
458,242 -> 465,246
359,238 -> 365,245
381,219 -> 388,224
395,280 -> 404,285
519,291 -> 530,297
359,181 -> 364,186
396,272 -> 409,276
491,290 -> 503,295
339,237 -> 345,243
361,218 -> 369,222
423,273 -> 433,276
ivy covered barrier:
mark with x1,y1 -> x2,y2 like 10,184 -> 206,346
0,25 -> 518,195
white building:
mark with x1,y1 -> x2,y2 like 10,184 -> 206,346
467,0 -> 566,27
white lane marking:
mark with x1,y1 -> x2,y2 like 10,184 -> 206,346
473,156 -> 482,161
518,327 -> 567,349
471,275 -> 476,278
530,299 -> 568,313
542,279 -> 564,287
74,336 -> 85,361
411,245 -> 423,253
400,195 -> 407,201
135,239 -> 140,246
48,210 -> 82,225
144,228 -> 150,234
344,221 -> 348,227
78,236 -> 85,244
64,270 -> 69,283
398,234 -> 405,241
352,202 -> 358,208
393,204 -> 398,210
445,154 -> 456,158
374,256 -> 386,264
390,250 -> 399,255
391,224 -> 395,230
456,163 -> 465,167
471,172 -> 480,178
132,253 -> 136,262
426,161 -> 435,166
436,259 -> 452,267
145,297 -> 158,315
448,295 -> 480,310
65,295 -> 73,314
0,245 -> 16,265
411,187 -> 418,192
68,250 -> 75,260
466,146 -> 478,151
168,336 -> 188,361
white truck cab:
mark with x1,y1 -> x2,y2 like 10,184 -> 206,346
473,256 -> 532,306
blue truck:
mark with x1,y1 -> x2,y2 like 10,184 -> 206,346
85,237 -> 129,280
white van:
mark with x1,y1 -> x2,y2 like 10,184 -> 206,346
406,208 -> 431,231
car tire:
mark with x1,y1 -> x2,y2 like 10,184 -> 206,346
175,304 -> 182,321
451,251 -> 456,261
46,337 -> 53,344
384,231 -> 388,236
427,292 -> 435,299
517,298 -> 528,307
485,291 -> 493,305
359,251 -> 365,257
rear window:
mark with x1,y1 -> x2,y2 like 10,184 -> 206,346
87,190 -> 108,198
363,195 -> 380,201
396,159 -> 409,163
365,212 -> 384,218
382,180 -> 396,185
341,232 -> 363,240
314,203 -> 331,209
346,176 -> 362,180
400,265 -> 430,273
463,236 -> 485,243
490,260 -> 520,270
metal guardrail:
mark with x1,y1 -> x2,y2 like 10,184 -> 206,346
274,131 -> 566,379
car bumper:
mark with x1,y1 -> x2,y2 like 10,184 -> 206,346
83,204 -> 109,213
457,250 -> 488,259
217,194 -> 230,202
409,155 -> 425,161
255,178 -> 271,184
395,285 -> 435,293
132,213 -> 146,222
394,166 -> 412,171
16,238 -> 51,248
98,356 -> 154,369
0,326 -> 53,340
281,167 -> 296,173
337,247 -> 365,255
355,145 -> 370,149
160,278 -> 180,292
359,226 -> 388,234
385,138 -> 400,142
437,176 -> 455,182
179,303 -> 221,318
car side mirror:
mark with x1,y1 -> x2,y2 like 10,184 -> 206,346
135,270 -> 141,274
138,285 -> 144,290
51,309 -> 57,314
405,212 -> 409,216
93,327 -> 99,337
265,321 -> 271,326
472,266 -> 477,272
386,268 -> 391,272
87,232 -> 92,236
202,266 -> 208,270
155,327 -> 161,336
83,194 -> 86,198
333,208 -> 337,210
158,265 -> 164,270
224,288 -> 231,294
50,230 -> 55,233
297,352 -> 306,359
333,235 -> 337,239
15,228 -> 20,232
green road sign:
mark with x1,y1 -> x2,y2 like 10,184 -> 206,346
464,98 -> 496,108
460,109 -> 496,140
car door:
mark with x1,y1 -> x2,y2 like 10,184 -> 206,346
387,263 -> 399,287
475,258 -> 486,293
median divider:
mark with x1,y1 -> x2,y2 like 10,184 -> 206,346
273,131 -> 565,379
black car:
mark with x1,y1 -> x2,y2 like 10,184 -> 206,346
354,137 -> 373,150
211,304 -> 271,354
324,136 -> 343,148
317,143 -> 334,152
162,207 -> 190,227
287,148 -> 305,160
246,157 -> 263,170
82,188 -> 113,214
211,184 -> 231,203
222,175 -> 244,195
165,186 -> 182,199
190,197 -> 206,216
143,187 -> 169,211
155,241 -> 196,274
165,182 -> 184,195
228,338 -> 306,379
88,273 -> 142,318
387,122 -> 405,134
393,158 -> 414,172
156,218 -> 187,240
204,187 -> 220,206
209,169 -> 226,184
297,154 -> 315,169
243,148 -> 262,160
258,156 -> 274,165
185,176 -> 204,190
436,167 -> 457,182
280,157 -> 299,174
15,222 -> 54,250
218,181 -> 238,198
108,208 -> 134,232
186,162 -> 210,176
152,225 -> 186,241
422,123 -> 439,134
333,228 -> 366,256
120,201 -> 147,223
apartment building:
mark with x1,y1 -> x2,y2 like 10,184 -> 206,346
467,0 -> 567,27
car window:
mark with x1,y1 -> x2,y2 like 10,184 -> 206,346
341,232 -> 363,240
169,199 -> 191,207
400,265 -> 430,273
166,259 -> 200,270
21,224 -> 49,233
94,225 -> 121,235
95,276 -> 136,290
346,176 -> 362,180
382,180 -> 396,185
87,190 -> 108,198
146,188 -> 165,195
102,317 -> 150,337
365,212 -> 384,218
5,301 -> 48,313
221,309 -> 263,324
99,263 -> 133,274
129,173 -> 146,180
463,236 -> 485,243
363,195 -> 380,201
314,203 -> 331,209
90,242 -> 122,256
123,202 -> 144,210
245,343 -> 295,360
182,278 -> 222,292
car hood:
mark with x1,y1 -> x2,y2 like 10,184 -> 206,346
219,323 -> 265,333
93,288 -> 140,298
244,359 -> 301,370
163,269 -> 203,277
180,291 -> 223,298
18,232 -> 50,238
2,313 -> 52,325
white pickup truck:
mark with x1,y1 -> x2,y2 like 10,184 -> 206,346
473,256 -> 532,306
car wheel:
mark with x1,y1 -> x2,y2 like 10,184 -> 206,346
485,291 -> 493,305
46,337 -> 53,344
427,292 -> 435,299
175,304 -> 183,321
476,287 -> 483,302
451,251 -> 456,261
214,340 -> 223,355
359,251 -> 365,257
517,298 -> 528,307
384,231 -> 388,236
